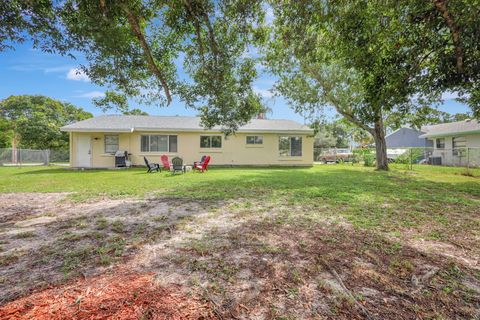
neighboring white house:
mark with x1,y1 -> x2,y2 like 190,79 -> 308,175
420,119 -> 480,166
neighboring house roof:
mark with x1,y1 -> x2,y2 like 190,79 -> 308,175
61,115 -> 314,134
385,127 -> 431,148
419,119 -> 480,138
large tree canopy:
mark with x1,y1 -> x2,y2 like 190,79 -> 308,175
1,1 -> 479,169
266,0 -> 480,170
0,95 -> 92,150
386,108 -> 472,131
1,0 -> 266,133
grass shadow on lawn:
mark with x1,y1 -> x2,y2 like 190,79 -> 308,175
4,166 -> 479,243
0,196 -> 219,304
14,165 -> 480,199
155,209 -> 480,319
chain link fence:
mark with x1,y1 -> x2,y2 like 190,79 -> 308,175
0,148 -> 69,166
314,146 -> 480,169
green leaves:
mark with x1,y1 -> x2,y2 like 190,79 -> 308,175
0,95 -> 92,150
265,0 -> 479,169
1,1 -> 266,132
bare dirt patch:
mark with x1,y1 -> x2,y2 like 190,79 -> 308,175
407,238 -> 479,270
0,192 -> 69,224
126,201 -> 480,319
0,192 -> 218,304
1,193 -> 479,319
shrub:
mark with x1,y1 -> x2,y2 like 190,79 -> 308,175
353,149 -> 376,167
395,148 -> 425,164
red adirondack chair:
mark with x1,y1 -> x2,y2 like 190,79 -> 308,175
161,155 -> 171,170
194,156 -> 210,172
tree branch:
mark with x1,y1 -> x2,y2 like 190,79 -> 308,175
307,67 -> 375,135
432,0 -> 463,74
120,4 -> 172,104
199,9 -> 219,58
182,0 -> 218,60
336,107 -> 375,136
182,0 -> 205,58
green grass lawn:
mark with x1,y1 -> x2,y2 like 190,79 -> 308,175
1,164 -> 479,236
1,164 -> 479,318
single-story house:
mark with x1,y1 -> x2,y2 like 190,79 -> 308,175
420,119 -> 480,166
385,127 -> 433,148
60,115 -> 314,168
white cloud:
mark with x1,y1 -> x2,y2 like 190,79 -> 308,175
441,91 -> 460,101
254,87 -> 274,98
44,65 -> 73,73
9,65 -> 38,72
66,68 -> 90,82
8,64 -> 74,73
74,91 -> 105,98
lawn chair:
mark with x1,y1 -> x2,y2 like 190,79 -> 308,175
161,155 -> 171,171
193,155 -> 207,169
171,157 -> 184,174
144,157 -> 160,173
193,155 -> 210,173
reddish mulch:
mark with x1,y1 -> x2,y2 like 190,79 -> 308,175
0,270 -> 215,320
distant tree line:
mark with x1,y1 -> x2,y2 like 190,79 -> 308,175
0,95 -> 92,150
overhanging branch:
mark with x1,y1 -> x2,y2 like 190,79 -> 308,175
120,4 -> 172,104
307,67 -> 375,135
432,0 -> 464,74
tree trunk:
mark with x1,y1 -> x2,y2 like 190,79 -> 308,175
373,117 -> 389,171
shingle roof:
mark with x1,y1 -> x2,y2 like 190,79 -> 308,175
61,115 -> 313,134
420,119 -> 480,138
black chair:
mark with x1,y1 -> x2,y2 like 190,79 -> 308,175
144,156 -> 160,173
171,157 -> 184,174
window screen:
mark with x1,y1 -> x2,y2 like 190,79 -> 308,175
104,135 -> 119,153
141,135 -> 177,152
436,138 -> 445,149
279,136 -> 302,157
246,136 -> 263,145
200,136 -> 222,148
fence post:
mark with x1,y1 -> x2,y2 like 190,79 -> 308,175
466,147 -> 470,174
45,149 -> 50,166
410,148 -> 413,170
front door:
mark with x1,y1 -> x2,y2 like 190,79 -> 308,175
77,135 -> 91,167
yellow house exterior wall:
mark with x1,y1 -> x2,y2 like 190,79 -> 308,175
70,131 -> 313,167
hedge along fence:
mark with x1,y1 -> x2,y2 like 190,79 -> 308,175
0,148 -> 69,166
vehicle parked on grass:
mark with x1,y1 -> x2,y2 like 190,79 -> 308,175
317,148 -> 354,163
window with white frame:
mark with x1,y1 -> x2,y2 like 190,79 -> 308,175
141,135 -> 177,152
452,136 -> 466,156
246,135 -> 263,145
104,135 -> 119,154
200,135 -> 222,148
436,138 -> 445,149
279,136 -> 302,156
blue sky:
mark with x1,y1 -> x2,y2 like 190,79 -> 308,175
0,41 -> 470,123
